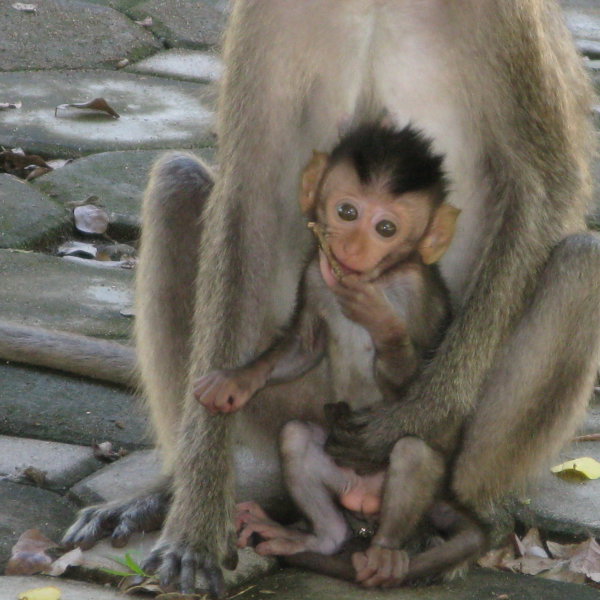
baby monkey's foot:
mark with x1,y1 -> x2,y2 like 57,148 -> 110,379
236,501 -> 324,556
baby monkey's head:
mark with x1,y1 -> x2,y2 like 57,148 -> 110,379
301,123 -> 459,284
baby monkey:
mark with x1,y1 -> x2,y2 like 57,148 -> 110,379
195,124 -> 483,586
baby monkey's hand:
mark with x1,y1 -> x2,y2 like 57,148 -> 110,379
332,275 -> 406,343
194,367 -> 266,414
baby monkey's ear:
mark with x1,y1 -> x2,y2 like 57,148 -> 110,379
299,151 -> 329,216
418,204 -> 461,265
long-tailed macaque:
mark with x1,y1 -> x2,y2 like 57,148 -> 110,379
195,124 -> 476,586
10,1 -> 600,596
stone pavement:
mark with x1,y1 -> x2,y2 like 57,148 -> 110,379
0,0 -> 600,597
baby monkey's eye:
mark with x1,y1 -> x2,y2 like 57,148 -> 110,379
337,203 -> 358,221
375,220 -> 397,238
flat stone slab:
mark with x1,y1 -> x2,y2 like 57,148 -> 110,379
0,71 -> 215,158
128,49 -> 223,82
32,148 -> 215,236
69,442 -> 290,518
129,0 -> 226,49
233,567 -> 600,600
74,532 -> 277,593
2,576 -> 127,600
0,0 -> 160,72
70,449 -> 160,505
0,363 -> 149,449
0,250 -> 133,339
0,480 -> 75,570
562,6 -> 600,43
0,435 -> 102,491
517,438 -> 600,538
579,40 -> 600,58
0,174 -> 68,250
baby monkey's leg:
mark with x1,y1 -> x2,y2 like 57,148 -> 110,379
373,436 -> 445,549
353,436 -> 445,587
237,421 -> 354,555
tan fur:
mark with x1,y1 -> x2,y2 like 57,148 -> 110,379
153,0 -> 598,581
7,0 -> 597,591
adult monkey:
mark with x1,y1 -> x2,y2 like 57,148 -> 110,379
59,0 -> 600,595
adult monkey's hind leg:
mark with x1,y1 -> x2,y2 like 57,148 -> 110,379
453,233 -> 600,508
63,154 -> 211,550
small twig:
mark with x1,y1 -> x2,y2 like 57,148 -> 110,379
228,584 -> 258,599
572,433 -> 600,443
307,221 -> 343,280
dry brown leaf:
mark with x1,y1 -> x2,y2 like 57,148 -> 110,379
57,241 -> 98,259
539,563 -> 586,584
12,3 -> 37,12
73,204 -> 110,234
55,98 -> 120,119
547,540 -> 582,560
23,466 -> 47,486
569,538 -> 600,582
25,166 -> 52,181
0,149 -> 50,178
0,101 -> 22,110
5,529 -> 58,575
513,528 -> 548,558
477,545 -> 515,569
93,441 -> 128,462
502,555 -> 558,576
121,578 -> 163,595
135,16 -> 153,27
61,256 -> 136,269
45,547 -> 83,577
96,243 -> 136,261
46,158 -> 72,170
66,195 -> 100,208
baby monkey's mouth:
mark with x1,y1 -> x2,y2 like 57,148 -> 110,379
309,221 -> 383,284
332,255 -> 362,277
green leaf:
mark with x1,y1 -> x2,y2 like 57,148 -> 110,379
99,567 -> 133,577
102,552 -> 148,577
124,552 -> 146,575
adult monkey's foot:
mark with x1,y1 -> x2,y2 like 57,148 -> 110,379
142,530 -> 238,599
62,487 -> 170,550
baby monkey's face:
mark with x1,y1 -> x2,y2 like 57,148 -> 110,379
316,161 -> 434,285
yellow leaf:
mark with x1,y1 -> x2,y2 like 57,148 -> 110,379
17,586 -> 61,600
551,457 -> 600,480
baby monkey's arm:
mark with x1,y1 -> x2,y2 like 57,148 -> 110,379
194,310 -> 326,414
331,274 -> 419,395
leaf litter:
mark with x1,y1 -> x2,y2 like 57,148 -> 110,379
55,98 -> 120,119
73,204 -> 110,234
12,3 -> 37,13
0,147 -> 71,180
551,457 -> 600,481
478,528 -> 600,584
92,441 -> 128,462
17,587 -> 62,600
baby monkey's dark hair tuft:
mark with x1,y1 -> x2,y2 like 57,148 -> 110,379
329,123 -> 448,202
